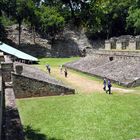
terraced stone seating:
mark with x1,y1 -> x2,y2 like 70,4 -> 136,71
65,56 -> 140,87
66,56 -> 109,73
90,60 -> 140,82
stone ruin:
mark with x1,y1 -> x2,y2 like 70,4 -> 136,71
65,50 -> 140,87
105,35 -> 140,50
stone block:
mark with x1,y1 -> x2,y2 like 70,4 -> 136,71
105,40 -> 111,50
128,39 -> 136,50
1,63 -> 13,82
116,40 -> 122,50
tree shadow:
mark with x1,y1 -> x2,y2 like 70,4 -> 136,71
0,22 -> 8,41
24,125 -> 63,140
3,106 -> 25,140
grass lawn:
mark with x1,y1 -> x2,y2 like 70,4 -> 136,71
17,57 -> 140,140
17,93 -> 140,140
38,57 -> 80,68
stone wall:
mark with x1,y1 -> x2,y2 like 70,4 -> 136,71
1,62 -> 13,82
87,50 -> 140,60
0,74 -> 4,140
12,73 -> 75,98
0,53 -> 4,62
105,35 -> 140,50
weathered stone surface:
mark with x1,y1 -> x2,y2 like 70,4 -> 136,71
0,52 -> 4,62
65,51 -> 140,87
15,65 -> 23,75
105,35 -> 140,50
12,73 -> 75,98
105,40 -> 111,50
0,75 -> 3,140
4,87 -> 25,140
1,63 -> 13,82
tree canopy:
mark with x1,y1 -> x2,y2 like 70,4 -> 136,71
0,0 -> 140,42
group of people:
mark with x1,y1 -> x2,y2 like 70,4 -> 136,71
46,64 -> 112,93
103,78 -> 112,94
46,64 -> 68,78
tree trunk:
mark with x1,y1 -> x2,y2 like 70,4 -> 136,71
18,22 -> 22,46
31,25 -> 36,44
68,0 -> 75,19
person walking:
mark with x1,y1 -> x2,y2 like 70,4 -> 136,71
64,67 -> 68,78
103,77 -> 107,91
46,64 -> 51,74
106,79 -> 112,94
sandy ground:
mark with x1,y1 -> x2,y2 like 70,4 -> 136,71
51,68 -> 135,94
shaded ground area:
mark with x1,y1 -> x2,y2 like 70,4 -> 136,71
24,125 -> 63,140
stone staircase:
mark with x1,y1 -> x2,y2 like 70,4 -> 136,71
65,55 -> 140,87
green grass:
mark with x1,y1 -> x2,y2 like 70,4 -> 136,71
17,93 -> 140,140
38,57 -> 80,67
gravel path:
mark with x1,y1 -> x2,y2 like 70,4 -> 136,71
52,68 -> 136,94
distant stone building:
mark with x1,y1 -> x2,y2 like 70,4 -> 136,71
105,35 -> 140,51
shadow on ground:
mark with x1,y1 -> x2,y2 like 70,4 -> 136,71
24,125 -> 63,140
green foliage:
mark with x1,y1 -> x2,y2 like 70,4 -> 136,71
127,0 -> 140,34
39,5 -> 65,42
127,8 -> 140,34
1,0 -> 140,40
0,15 -> 16,26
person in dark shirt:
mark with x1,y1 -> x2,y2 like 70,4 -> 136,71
46,64 -> 51,74
103,77 -> 107,91
64,67 -> 68,78
106,79 -> 112,94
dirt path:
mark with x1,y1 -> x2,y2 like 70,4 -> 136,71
51,68 -> 135,94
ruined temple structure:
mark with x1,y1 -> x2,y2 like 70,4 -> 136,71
105,35 -> 140,50
64,35 -> 140,87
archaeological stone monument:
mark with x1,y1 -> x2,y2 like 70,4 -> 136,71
105,35 -> 140,51
66,35 -> 140,87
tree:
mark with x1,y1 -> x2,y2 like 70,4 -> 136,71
14,0 -> 37,45
39,5 -> 65,45
127,0 -> 140,34
25,0 -> 37,43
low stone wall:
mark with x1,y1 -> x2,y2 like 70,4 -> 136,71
0,52 -> 4,62
105,35 -> 140,51
12,73 -> 75,98
0,74 -> 4,140
87,50 -> 140,60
